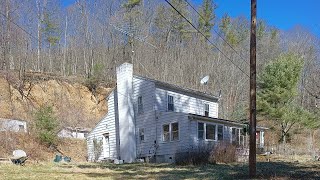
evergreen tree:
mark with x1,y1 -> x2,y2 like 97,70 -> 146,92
35,106 -> 59,146
257,53 -> 304,143
169,0 -> 191,42
219,15 -> 249,47
198,0 -> 216,39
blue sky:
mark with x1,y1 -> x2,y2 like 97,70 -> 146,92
61,0 -> 320,36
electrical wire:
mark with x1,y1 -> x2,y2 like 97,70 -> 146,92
164,0 -> 250,78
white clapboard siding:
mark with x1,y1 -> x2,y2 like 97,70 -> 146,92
155,112 -> 190,155
132,76 -> 157,158
155,87 -> 218,118
87,90 -> 118,161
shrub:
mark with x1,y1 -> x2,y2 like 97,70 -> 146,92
175,145 -> 212,166
175,142 -> 238,166
93,138 -> 103,162
210,142 -> 237,163
34,106 -> 59,147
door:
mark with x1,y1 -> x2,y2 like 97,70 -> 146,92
103,133 -> 110,158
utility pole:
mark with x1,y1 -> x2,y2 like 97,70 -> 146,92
249,0 -> 257,178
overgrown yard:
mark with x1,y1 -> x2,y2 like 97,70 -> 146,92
0,159 -> 320,179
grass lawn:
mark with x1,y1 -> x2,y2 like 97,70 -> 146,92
0,158 -> 320,179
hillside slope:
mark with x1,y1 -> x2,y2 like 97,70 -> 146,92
0,72 -> 112,128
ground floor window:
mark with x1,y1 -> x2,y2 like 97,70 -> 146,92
139,128 -> 145,142
162,122 -> 179,142
206,124 -> 216,140
231,127 -> 246,146
198,122 -> 223,141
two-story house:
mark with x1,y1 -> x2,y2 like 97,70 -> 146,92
86,63 -> 266,163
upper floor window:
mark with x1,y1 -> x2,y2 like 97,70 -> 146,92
167,95 -> 174,111
138,96 -> 143,114
162,122 -> 179,142
204,104 -> 209,117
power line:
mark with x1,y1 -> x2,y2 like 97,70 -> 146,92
164,0 -> 250,78
183,0 -> 249,66
0,12 -> 38,41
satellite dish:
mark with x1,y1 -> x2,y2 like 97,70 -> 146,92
200,75 -> 210,85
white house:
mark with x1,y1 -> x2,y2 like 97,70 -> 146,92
86,63 -> 266,163
0,118 -> 27,133
58,127 -> 91,139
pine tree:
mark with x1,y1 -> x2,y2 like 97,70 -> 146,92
257,53 -> 304,143
35,106 -> 59,146
198,0 -> 216,39
169,0 -> 191,42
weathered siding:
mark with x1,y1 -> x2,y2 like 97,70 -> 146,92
132,77 -> 157,158
155,87 -> 218,118
87,91 -> 118,161
155,112 -> 190,157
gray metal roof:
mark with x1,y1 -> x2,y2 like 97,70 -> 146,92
133,75 -> 219,101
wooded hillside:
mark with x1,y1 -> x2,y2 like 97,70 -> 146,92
1,0 -> 319,143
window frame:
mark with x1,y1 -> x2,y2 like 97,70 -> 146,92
139,128 -> 145,143
162,124 -> 170,142
162,122 -> 179,142
18,125 -> 25,132
197,122 -> 205,140
137,96 -> 143,115
231,127 -> 242,145
204,103 -> 209,117
167,95 -> 174,111
217,125 -> 224,140
171,122 -> 179,141
197,121 -> 224,141
206,124 -> 216,140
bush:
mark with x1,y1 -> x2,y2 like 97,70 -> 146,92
210,142 -> 237,163
175,145 -> 212,166
93,138 -> 103,162
34,106 -> 59,146
175,142 -> 238,166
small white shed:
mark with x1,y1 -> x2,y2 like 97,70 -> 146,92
58,127 -> 91,139
0,118 -> 27,133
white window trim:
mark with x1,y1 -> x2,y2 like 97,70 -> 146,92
139,128 -> 145,143
162,124 -> 170,142
230,127 -> 242,145
197,121 -> 224,141
162,122 -> 179,142
204,103 -> 210,117
171,122 -> 179,141
167,94 -> 174,112
197,122 -> 205,140
137,96 -> 143,115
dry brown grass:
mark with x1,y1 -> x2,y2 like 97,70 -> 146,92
1,156 -> 319,180
0,132 -> 87,162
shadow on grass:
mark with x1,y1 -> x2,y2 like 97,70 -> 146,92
71,161 -> 320,179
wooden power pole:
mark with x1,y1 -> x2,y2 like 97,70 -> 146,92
249,0 -> 257,178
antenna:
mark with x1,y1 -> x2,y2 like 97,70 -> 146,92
218,89 -> 222,102
200,75 -> 210,85
109,23 -> 157,49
